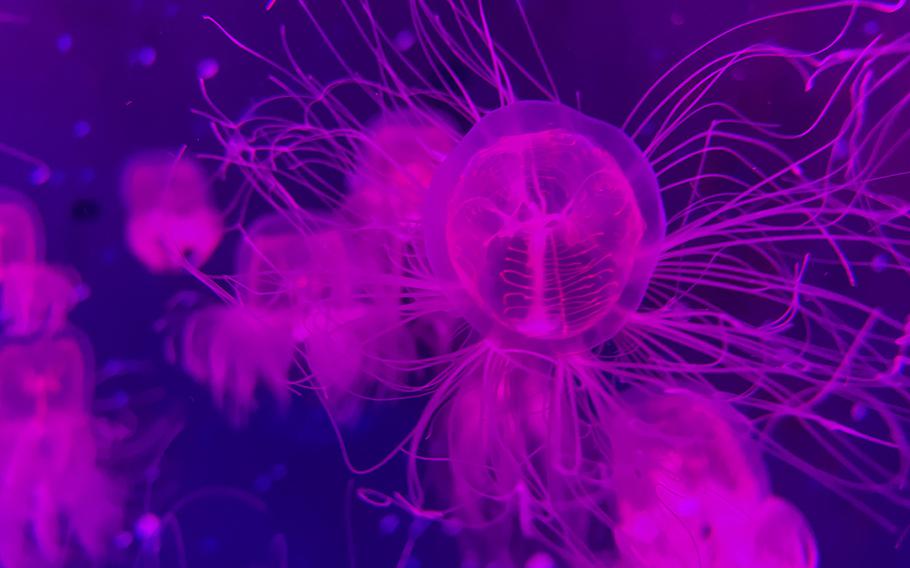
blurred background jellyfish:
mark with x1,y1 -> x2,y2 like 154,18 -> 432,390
609,391 -> 817,568
189,0 -> 910,565
0,187 -> 42,270
121,151 -> 223,273
180,209 -> 413,425
181,303 -> 295,426
0,188 -> 85,337
0,330 -> 123,568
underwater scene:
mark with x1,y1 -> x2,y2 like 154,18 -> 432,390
1,1 -> 910,566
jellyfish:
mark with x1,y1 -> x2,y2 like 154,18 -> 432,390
198,0 -> 910,565
182,304 -> 295,425
425,100 -> 664,350
121,152 -> 223,273
427,354 -> 602,567
0,189 -> 85,337
1,262 -> 85,337
0,331 -> 122,567
346,110 -> 457,230
181,212 -> 410,425
609,391 -> 817,568
0,187 -> 42,272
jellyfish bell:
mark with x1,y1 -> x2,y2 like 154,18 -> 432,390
0,330 -> 123,568
236,213 -> 366,322
121,152 -> 223,273
609,390 -> 817,568
737,496 -> 818,568
421,354 -> 619,566
236,213 -> 420,422
181,304 -> 295,425
0,329 -> 92,424
122,152 -> 213,217
610,391 -> 767,508
125,207 -> 222,273
426,101 -> 664,352
346,110 -> 457,229
0,262 -> 85,337
0,187 -> 43,275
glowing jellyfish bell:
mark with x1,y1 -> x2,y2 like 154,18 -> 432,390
181,304 -> 295,425
235,213 -> 409,420
181,212 -> 385,425
0,188 -> 82,337
0,188 -> 43,274
0,331 -> 91,424
237,213 -> 363,321
122,152 -> 223,273
426,101 -> 664,350
347,110 -> 456,227
610,391 -> 817,568
0,331 -> 123,567
1,263 -> 84,337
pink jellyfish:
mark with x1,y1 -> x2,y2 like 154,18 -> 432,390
609,391 -> 817,568
199,0 -> 910,564
0,187 -> 42,270
425,100 -> 664,349
0,331 -> 122,567
1,263 -> 84,337
426,355 -> 581,567
181,212 -> 406,425
121,152 -> 223,273
182,303 -> 295,425
346,111 -> 457,229
0,189 -> 85,337
243,213 -> 412,422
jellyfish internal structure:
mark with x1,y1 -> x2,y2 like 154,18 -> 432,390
425,100 -> 664,350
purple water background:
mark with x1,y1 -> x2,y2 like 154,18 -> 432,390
1,0 -> 909,566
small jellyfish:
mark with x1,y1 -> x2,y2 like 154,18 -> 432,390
121,152 -> 223,273
0,262 -> 84,337
182,304 -> 295,425
610,391 -> 817,568
0,189 -> 81,336
0,332 -> 90,422
346,111 -> 456,229
236,213 -> 412,421
0,188 -> 43,272
0,332 -> 122,567
236,214 -> 364,319
437,358 -> 558,566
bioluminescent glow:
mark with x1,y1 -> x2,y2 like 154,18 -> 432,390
121,152 -> 223,273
